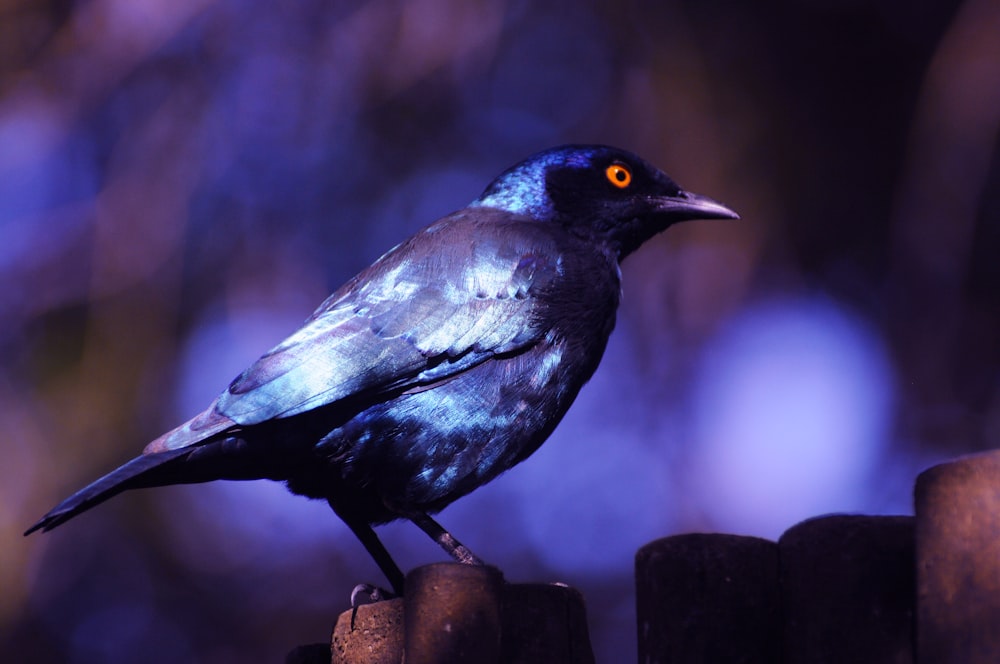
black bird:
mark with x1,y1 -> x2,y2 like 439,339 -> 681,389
26,145 -> 737,595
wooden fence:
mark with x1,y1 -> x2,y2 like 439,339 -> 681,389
287,450 -> 1000,663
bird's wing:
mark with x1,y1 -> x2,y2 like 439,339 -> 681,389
147,211 -> 563,452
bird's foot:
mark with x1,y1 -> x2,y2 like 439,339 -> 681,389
351,582 -> 396,606
350,583 -> 397,630
403,510 -> 486,566
449,540 -> 484,566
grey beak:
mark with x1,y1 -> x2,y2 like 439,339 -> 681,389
653,190 -> 740,221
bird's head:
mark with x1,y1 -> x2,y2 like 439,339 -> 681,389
472,144 -> 738,259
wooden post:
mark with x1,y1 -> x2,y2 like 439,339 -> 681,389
331,595 -> 403,664
501,582 -> 594,664
635,533 -> 780,663
404,563 -> 504,664
779,514 -> 915,663
915,451 -> 1000,664
328,563 -> 595,663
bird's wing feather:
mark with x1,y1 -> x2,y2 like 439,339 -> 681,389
154,212 -> 563,450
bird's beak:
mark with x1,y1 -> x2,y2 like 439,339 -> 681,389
651,190 -> 740,222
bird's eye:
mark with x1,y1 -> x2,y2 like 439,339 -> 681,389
605,163 -> 632,189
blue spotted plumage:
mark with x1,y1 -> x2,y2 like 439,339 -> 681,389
26,145 -> 737,595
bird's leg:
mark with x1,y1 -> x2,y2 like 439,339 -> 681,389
328,499 -> 405,597
406,510 -> 485,566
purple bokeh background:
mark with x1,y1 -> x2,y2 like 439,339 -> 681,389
3,0 -> 998,661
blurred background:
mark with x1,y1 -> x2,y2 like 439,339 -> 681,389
3,0 -> 998,661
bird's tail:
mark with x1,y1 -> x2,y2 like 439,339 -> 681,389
24,447 -> 192,535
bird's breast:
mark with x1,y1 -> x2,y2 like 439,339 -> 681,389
322,325 -> 618,521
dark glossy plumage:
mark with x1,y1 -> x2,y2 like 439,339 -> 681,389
26,145 -> 737,593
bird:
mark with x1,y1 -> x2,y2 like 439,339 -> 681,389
25,144 -> 737,596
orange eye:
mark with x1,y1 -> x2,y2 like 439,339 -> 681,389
606,163 -> 632,189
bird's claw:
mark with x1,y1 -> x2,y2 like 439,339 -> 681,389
350,583 -> 397,630
351,582 -> 396,606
